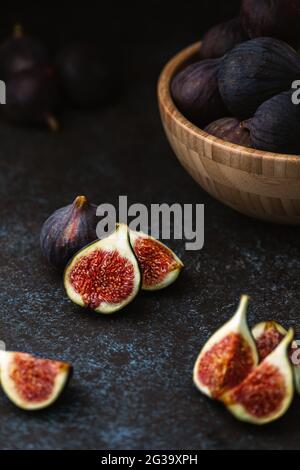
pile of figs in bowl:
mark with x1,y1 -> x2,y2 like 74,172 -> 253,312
158,0 -> 300,225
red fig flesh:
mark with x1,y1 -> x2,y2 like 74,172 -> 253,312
129,230 -> 183,291
252,321 -> 300,395
0,351 -> 72,410
64,224 -> 140,314
223,329 -> 294,424
193,296 -> 258,399
252,321 -> 286,362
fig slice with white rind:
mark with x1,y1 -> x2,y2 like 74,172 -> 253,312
129,229 -> 183,291
223,328 -> 294,425
64,223 -> 141,314
193,295 -> 258,399
0,351 -> 72,410
252,321 -> 300,395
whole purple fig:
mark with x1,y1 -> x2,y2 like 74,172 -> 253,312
200,17 -> 247,60
243,90 -> 300,155
219,37 -> 300,119
204,117 -> 251,147
241,0 -> 300,48
3,66 -> 59,130
0,24 -> 48,79
171,59 -> 228,128
40,195 -> 98,269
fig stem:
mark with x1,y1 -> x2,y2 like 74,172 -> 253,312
13,23 -> 24,38
74,195 -> 88,208
46,114 -> 60,132
234,294 -> 250,326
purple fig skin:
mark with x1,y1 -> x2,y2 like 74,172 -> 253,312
0,24 -> 48,79
218,37 -> 300,119
204,117 -> 252,148
243,90 -> 300,155
3,66 -> 59,130
171,59 -> 228,128
200,17 -> 248,60
241,0 -> 300,49
40,195 -> 98,269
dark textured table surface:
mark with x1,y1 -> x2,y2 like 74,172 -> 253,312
1,0 -> 300,451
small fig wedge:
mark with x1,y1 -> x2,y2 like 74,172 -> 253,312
0,351 -> 72,410
252,321 -> 287,362
64,224 -> 141,314
129,230 -> 183,291
40,195 -> 98,269
223,329 -> 294,425
193,296 -> 258,399
252,321 -> 300,395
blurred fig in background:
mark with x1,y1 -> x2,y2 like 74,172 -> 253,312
2,66 -> 60,131
56,42 -> 111,108
241,0 -> 300,49
0,23 -> 48,79
200,17 -> 247,60
171,59 -> 228,128
204,117 -> 252,147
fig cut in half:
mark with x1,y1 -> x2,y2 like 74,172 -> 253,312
223,329 -> 294,425
64,224 -> 141,314
252,321 -> 300,395
193,295 -> 258,399
129,230 -> 183,291
0,351 -> 72,410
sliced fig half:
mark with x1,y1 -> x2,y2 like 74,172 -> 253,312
223,329 -> 294,424
252,321 -> 300,395
129,230 -> 183,291
64,224 -> 141,314
0,351 -> 71,410
193,295 -> 258,399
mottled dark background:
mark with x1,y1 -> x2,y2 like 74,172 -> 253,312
1,0 -> 300,451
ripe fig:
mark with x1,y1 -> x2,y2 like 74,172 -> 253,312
56,42 -> 111,108
200,17 -> 247,60
64,224 -> 141,314
218,38 -> 300,119
223,329 -> 294,424
0,24 -> 48,79
171,59 -> 228,128
252,321 -> 300,395
3,66 -> 59,130
243,90 -> 300,155
241,0 -> 300,49
193,295 -> 258,399
204,117 -> 252,147
129,230 -> 183,291
40,195 -> 98,270
0,351 -> 72,410
252,321 -> 286,362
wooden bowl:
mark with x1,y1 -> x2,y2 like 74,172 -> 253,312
158,42 -> 300,225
